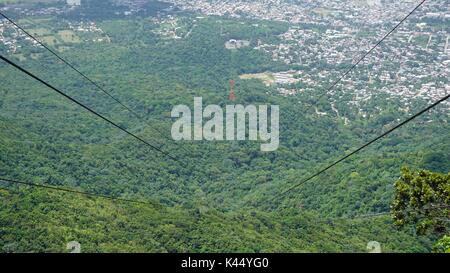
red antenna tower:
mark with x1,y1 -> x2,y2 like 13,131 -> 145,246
229,79 -> 236,101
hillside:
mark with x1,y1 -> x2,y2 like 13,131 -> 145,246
0,186 -> 432,253
0,0 -> 448,252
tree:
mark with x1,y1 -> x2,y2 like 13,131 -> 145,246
434,236 -> 450,253
391,167 -> 450,252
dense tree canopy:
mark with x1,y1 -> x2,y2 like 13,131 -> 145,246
0,1 -> 448,252
392,168 -> 450,252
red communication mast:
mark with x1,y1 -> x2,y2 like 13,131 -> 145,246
229,79 -> 236,101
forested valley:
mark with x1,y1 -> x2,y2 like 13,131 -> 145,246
0,0 -> 448,253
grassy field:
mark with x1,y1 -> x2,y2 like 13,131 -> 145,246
40,35 -> 58,46
12,53 -> 26,61
414,34 -> 431,48
58,30 -> 81,43
240,72 -> 276,86
28,28 -> 52,36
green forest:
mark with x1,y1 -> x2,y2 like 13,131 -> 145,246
0,0 -> 449,253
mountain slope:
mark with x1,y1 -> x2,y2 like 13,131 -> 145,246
0,186 -> 432,253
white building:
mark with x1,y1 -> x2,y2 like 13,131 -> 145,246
225,39 -> 250,50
